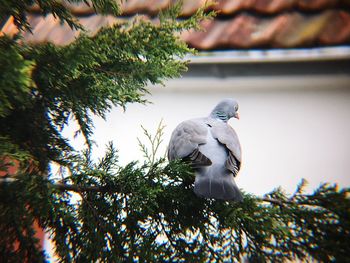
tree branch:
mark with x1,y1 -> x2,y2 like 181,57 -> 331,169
260,197 -> 291,206
0,177 -> 335,210
0,177 -> 120,193
259,197 -> 324,209
52,182 -> 117,193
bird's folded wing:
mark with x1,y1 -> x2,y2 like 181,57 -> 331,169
226,152 -> 240,176
209,121 -> 242,176
168,119 -> 211,166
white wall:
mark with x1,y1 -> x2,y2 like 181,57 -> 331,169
63,75 -> 350,196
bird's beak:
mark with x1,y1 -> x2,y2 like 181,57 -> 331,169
234,112 -> 240,120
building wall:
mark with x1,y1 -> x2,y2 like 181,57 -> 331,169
64,61 -> 350,196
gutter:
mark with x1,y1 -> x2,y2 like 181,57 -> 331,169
187,46 -> 350,64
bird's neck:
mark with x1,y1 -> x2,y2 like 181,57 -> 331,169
210,111 -> 228,122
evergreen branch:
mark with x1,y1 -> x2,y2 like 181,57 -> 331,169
52,182 -> 119,193
0,177 -> 341,211
79,191 -> 119,253
260,197 -> 334,208
0,177 -> 119,193
260,197 -> 292,206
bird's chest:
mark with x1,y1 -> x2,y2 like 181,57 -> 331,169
199,128 -> 228,165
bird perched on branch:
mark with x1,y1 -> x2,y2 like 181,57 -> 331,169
168,99 -> 243,201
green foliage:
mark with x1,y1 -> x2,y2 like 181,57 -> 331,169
0,37 -> 34,118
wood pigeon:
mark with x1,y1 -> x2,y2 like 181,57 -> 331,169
168,99 -> 243,201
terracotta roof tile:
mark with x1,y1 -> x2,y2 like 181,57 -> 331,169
273,12 -> 331,47
180,0 -> 208,17
27,0 -> 350,16
297,0 -> 338,10
23,15 -> 65,44
183,19 -> 234,50
143,0 -> 172,15
226,15 -> 262,48
13,14 -> 121,45
214,0 -> 296,15
319,11 -> 350,44
1,2 -> 350,50
182,10 -> 350,49
253,0 -> 296,14
213,0 -> 345,15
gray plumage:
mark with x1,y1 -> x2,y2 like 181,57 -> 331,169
168,99 -> 243,201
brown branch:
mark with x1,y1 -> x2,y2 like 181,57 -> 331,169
260,197 -> 291,206
53,182 -> 124,194
259,197 -> 325,209
52,182 -> 118,193
0,177 -> 17,183
0,177 -> 120,193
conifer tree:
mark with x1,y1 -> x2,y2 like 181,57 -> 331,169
1,1 -> 349,262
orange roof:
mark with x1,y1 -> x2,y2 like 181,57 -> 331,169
25,0 -> 350,16
1,0 -> 350,49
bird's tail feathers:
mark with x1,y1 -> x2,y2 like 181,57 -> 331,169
194,174 -> 243,202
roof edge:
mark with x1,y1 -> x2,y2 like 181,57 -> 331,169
188,46 -> 350,64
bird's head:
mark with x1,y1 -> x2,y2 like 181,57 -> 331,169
210,98 -> 239,122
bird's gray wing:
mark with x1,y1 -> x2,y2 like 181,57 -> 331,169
208,120 -> 241,176
168,119 -> 212,166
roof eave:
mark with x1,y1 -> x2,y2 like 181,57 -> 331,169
187,46 -> 350,64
